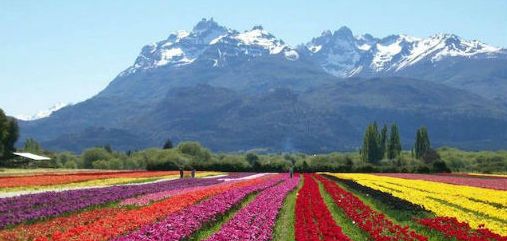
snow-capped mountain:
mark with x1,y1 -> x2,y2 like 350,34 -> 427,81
18,18 -> 507,152
302,27 -> 504,78
120,18 -> 298,76
120,18 -> 504,81
105,18 -> 507,105
16,102 -> 68,121
301,27 -> 367,77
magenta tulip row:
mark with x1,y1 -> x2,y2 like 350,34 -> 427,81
206,175 -> 299,241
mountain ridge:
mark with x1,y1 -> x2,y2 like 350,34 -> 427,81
119,18 -> 504,79
18,18 -> 507,153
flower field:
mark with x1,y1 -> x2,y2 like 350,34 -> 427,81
0,170 -> 506,240
376,173 -> 507,191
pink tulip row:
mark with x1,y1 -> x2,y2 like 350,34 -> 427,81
119,185 -> 208,206
113,174 -> 285,241
206,175 -> 300,241
120,174 -> 259,206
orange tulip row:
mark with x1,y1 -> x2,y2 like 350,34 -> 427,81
0,171 -> 178,188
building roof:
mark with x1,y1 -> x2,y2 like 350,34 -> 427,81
13,152 -> 51,161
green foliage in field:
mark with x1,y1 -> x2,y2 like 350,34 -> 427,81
23,138 -> 42,154
0,108 -> 18,162
3,135 -> 504,173
437,147 -> 507,173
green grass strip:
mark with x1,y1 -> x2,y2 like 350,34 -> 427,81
272,176 -> 303,241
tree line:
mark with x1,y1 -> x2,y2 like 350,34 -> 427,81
360,122 -> 402,163
0,109 -> 19,164
0,106 -> 493,173
360,122 -> 449,172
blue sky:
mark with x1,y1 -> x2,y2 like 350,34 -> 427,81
1,0 -> 506,118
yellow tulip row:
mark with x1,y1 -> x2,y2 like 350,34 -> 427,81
330,173 -> 507,236
467,173 -> 507,178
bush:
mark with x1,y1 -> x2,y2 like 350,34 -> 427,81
63,160 -> 78,169
91,160 -> 109,169
81,148 -> 112,168
260,157 -> 290,172
177,142 -> 212,162
146,159 -> 180,170
123,158 -> 141,170
140,149 -> 187,171
207,156 -> 250,172
414,165 -> 431,173
55,152 -> 78,168
422,148 -> 441,164
246,153 -> 261,170
432,160 -> 451,173
354,164 -> 377,173
437,147 -> 507,173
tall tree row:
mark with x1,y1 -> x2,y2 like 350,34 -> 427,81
0,108 -> 19,161
414,127 -> 431,159
387,123 -> 402,159
361,122 -> 379,162
379,124 -> 388,159
360,122 -> 401,162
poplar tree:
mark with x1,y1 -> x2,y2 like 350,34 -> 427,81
414,127 -> 430,159
23,138 -> 41,154
361,122 -> 380,163
387,123 -> 402,159
379,124 -> 388,160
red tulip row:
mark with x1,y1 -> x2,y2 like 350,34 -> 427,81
295,174 -> 350,241
316,174 -> 427,241
418,217 -> 507,241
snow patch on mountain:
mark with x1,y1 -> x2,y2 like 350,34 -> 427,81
284,49 -> 299,61
16,102 -> 69,121
308,45 -> 322,53
430,34 -> 502,61
234,26 -> 287,54
371,41 -> 403,71
120,19 -> 299,76
304,27 -> 503,77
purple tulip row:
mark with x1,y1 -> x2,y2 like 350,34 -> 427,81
206,175 -> 299,241
113,174 -> 286,241
0,175 -> 239,228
